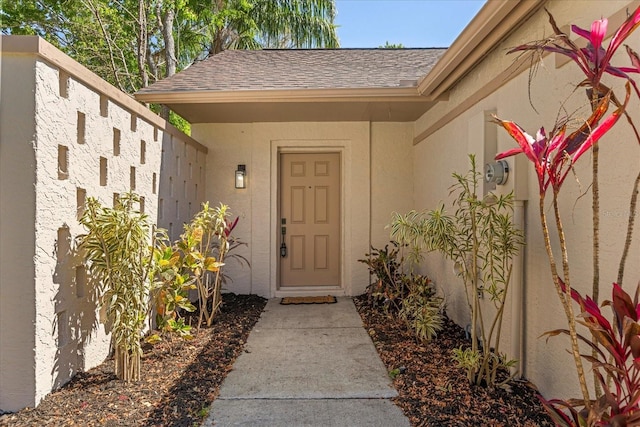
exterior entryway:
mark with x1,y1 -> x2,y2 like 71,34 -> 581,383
279,152 -> 341,288
207,298 -> 408,426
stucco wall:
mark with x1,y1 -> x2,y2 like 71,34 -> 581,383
370,122 -> 415,248
191,121 -> 414,298
157,130 -> 208,242
0,36 -> 207,412
413,0 -> 640,401
0,53 -> 38,413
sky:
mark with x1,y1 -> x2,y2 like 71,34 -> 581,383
335,0 -> 486,48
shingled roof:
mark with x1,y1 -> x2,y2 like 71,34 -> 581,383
134,48 -> 449,122
137,48 -> 446,94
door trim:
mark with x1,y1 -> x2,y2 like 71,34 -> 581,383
269,140 -> 351,298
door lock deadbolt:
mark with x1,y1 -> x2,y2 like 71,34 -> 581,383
280,218 -> 287,257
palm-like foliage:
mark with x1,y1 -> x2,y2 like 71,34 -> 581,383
390,155 -> 523,389
78,193 -> 153,381
1,0 -> 338,95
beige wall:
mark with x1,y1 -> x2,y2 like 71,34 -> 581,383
0,36 -> 207,412
413,0 -> 640,401
0,54 -> 38,412
370,122 -> 415,248
191,121 -> 414,298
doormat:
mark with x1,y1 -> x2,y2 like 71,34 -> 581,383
280,295 -> 337,305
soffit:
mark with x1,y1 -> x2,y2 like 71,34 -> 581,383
169,99 -> 437,123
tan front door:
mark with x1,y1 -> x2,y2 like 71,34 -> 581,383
279,152 -> 341,287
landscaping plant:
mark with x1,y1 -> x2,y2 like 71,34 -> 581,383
178,202 -> 243,328
147,228 -> 197,342
494,6 -> 640,421
509,7 -> 640,399
359,243 -> 407,313
398,274 -> 444,343
494,91 -> 627,407
390,155 -> 523,389
359,243 -> 444,342
541,281 -> 640,426
146,202 -> 246,337
78,193 -> 153,381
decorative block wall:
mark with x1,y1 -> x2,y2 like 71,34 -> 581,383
0,36 -> 207,412
158,133 -> 207,242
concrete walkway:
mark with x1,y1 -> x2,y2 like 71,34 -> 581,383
204,298 -> 410,427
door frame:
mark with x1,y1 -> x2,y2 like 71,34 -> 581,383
269,140 -> 351,297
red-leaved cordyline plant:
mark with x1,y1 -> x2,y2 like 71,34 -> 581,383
509,6 -> 640,302
541,281 -> 640,426
502,6 -> 640,417
493,84 -> 630,412
494,89 -> 627,192
511,6 -> 640,327
510,7 -> 640,99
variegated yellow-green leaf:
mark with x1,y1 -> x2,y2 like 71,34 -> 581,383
145,334 -> 162,344
191,226 -> 204,243
204,256 -> 219,271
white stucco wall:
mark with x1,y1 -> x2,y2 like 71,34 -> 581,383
413,0 -> 640,402
157,132 -> 208,242
191,121 -> 414,298
0,36 -> 207,412
31,59 -> 166,404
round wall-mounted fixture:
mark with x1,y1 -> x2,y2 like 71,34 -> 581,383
484,160 -> 509,185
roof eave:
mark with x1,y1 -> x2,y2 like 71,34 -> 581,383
417,0 -> 547,101
134,86 -> 428,104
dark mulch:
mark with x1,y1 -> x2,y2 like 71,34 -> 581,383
353,295 -> 554,427
2,293 -> 554,427
0,293 -> 267,427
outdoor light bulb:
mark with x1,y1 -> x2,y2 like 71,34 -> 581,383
235,165 -> 246,189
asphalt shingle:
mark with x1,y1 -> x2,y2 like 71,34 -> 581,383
137,48 -> 446,94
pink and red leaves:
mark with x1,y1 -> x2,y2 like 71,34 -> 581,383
494,84 -> 629,193
224,216 -> 239,238
547,282 -> 640,424
510,7 -> 640,93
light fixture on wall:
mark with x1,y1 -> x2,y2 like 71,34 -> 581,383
235,164 -> 247,189
484,160 -> 509,185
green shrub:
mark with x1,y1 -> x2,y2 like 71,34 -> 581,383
359,243 -> 406,313
78,193 -> 152,381
399,275 -> 443,342
390,155 -> 523,389
359,243 -> 443,342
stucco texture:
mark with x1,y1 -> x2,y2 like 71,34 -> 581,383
0,38 -> 204,411
191,121 -> 414,298
0,54 -> 38,413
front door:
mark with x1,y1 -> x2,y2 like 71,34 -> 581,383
279,152 -> 341,287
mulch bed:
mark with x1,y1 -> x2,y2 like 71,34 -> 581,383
353,295 -> 554,427
0,293 -> 267,427
2,293 -> 554,427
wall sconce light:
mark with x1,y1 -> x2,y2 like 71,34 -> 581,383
484,160 -> 509,185
235,164 -> 246,189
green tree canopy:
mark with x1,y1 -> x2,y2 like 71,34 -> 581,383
380,41 -> 405,48
2,0 -> 339,94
